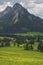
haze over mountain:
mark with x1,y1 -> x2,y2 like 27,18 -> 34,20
0,3 -> 43,34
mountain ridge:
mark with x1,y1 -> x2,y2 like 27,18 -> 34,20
0,3 -> 43,34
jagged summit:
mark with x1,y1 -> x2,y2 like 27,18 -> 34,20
14,3 -> 21,6
0,6 -> 12,17
13,3 -> 24,13
13,3 -> 29,16
3,6 -> 12,14
13,3 -> 22,8
5,6 -> 12,11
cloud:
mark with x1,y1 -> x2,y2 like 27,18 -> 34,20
20,2 -> 25,6
0,0 -> 43,18
0,2 -> 13,12
20,0 -> 43,18
35,0 -> 43,4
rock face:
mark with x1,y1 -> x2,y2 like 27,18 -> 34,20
0,3 -> 43,34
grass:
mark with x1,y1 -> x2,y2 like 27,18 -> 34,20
0,47 -> 43,65
0,37 -> 14,40
15,32 -> 43,36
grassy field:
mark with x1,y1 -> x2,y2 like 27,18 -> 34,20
0,47 -> 43,65
15,32 -> 43,36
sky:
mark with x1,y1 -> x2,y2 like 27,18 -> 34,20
0,0 -> 43,19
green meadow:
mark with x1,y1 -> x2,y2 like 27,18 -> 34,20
0,47 -> 43,65
15,32 -> 43,36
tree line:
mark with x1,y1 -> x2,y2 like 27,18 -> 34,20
0,36 -> 43,52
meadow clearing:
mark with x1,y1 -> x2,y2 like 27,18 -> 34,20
0,47 -> 43,65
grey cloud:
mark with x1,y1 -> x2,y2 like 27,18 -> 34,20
0,0 -> 21,5
35,0 -> 43,4
0,0 -> 43,18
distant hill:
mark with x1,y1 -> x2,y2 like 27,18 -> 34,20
0,3 -> 43,34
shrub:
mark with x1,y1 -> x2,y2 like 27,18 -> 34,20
38,41 -> 43,52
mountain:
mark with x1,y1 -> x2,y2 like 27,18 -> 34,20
0,3 -> 43,34
0,6 -> 12,17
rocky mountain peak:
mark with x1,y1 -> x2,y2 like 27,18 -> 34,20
13,3 -> 22,8
0,3 -> 43,34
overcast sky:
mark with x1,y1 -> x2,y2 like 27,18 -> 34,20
0,0 -> 43,19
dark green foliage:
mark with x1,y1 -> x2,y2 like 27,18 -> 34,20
0,35 -> 43,53
16,39 -> 20,47
38,41 -> 43,52
24,39 -> 32,50
15,36 -> 25,47
5,42 -> 10,47
29,39 -> 34,50
24,39 -> 29,50
1,42 -> 4,47
0,38 -> 4,47
2,38 -> 11,47
24,43 -> 29,50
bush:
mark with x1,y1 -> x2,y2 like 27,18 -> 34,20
38,41 -> 43,52
24,43 -> 29,50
